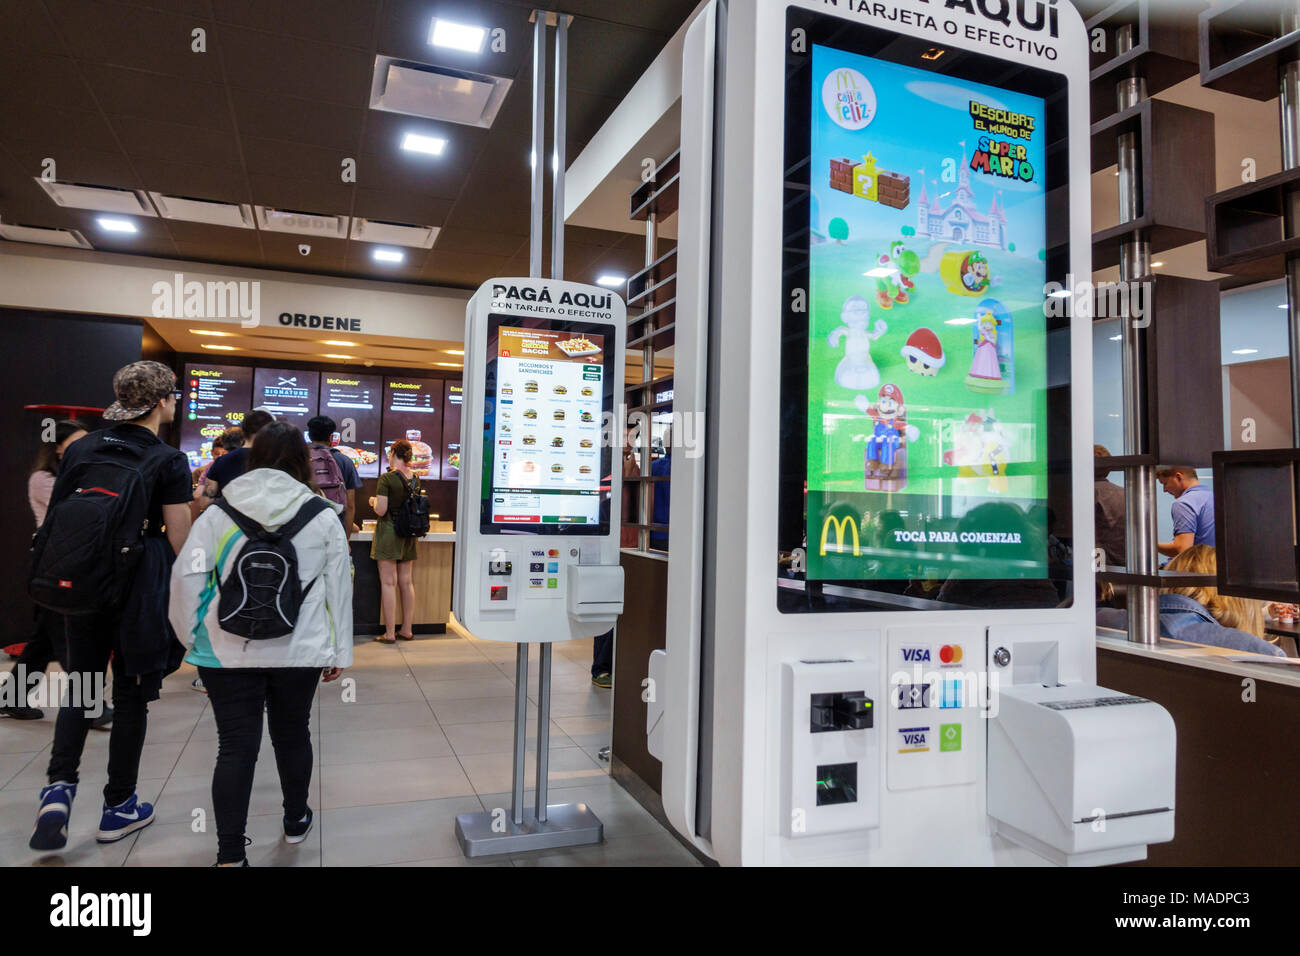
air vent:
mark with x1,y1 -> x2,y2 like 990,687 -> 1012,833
35,179 -> 156,216
0,221 -> 93,249
369,56 -> 511,128
254,206 -> 349,238
350,217 -> 440,248
150,193 -> 253,229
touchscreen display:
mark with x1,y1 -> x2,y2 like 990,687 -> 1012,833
480,317 -> 613,534
780,13 -> 1071,610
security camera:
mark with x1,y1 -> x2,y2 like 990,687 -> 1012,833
298,243 -> 311,256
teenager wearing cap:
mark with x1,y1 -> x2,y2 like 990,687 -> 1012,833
30,360 -> 193,852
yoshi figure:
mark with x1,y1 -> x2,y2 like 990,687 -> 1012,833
874,240 -> 921,309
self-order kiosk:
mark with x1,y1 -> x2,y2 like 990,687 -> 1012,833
651,0 -> 1177,866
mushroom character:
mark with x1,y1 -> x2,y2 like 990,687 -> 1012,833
900,327 -> 946,377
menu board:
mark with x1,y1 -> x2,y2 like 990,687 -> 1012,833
441,380 -> 463,480
179,364 -> 252,469
383,376 -> 442,478
490,325 -> 605,526
253,368 -> 320,429
801,44 -> 1051,584
318,373 -> 382,478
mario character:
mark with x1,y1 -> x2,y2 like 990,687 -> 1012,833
873,241 -> 921,309
828,295 -> 888,391
961,252 -> 990,293
900,327 -> 946,377
855,383 -> 920,479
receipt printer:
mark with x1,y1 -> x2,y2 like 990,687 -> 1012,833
567,564 -> 624,625
988,684 -> 1175,867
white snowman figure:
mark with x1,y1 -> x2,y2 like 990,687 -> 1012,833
828,295 -> 888,391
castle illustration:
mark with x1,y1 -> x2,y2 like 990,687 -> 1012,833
917,143 -> 1008,250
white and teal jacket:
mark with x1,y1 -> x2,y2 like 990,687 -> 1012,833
169,467 -> 354,670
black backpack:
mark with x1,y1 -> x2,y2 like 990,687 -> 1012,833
213,496 -> 331,640
392,475 -> 430,539
29,431 -> 169,615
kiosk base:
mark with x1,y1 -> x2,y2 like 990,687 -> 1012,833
455,804 -> 604,857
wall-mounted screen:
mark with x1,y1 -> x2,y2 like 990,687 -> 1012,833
179,363 -> 252,469
480,318 -> 613,534
319,373 -> 382,478
253,367 -> 320,430
383,376 -> 442,478
442,380 -> 463,480
779,12 -> 1071,611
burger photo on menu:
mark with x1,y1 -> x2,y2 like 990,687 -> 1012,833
400,429 -> 435,477
524,408 -> 538,420
522,435 -> 537,446
524,380 -> 539,393
580,410 -> 594,423
553,409 -> 566,421
501,385 -> 513,396
579,438 -> 593,448
552,436 -> 564,447
554,384 -> 568,395
581,386 -> 593,397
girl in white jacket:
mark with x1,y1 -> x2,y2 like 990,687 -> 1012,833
169,422 -> 353,866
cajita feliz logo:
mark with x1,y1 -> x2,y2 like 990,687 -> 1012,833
822,67 -> 876,130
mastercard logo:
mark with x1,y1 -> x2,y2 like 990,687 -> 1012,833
939,644 -> 963,664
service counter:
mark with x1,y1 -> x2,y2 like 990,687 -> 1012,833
349,521 -> 456,634
1095,629 -> 1300,864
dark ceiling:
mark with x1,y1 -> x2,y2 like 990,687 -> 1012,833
0,0 -> 695,289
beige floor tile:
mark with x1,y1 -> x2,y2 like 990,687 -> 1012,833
407,661 -> 506,682
457,746 -> 605,797
319,700 -> 438,733
321,756 -> 475,808
0,750 -> 40,789
153,770 -> 321,827
320,726 -> 455,765
554,714 -> 612,750
536,689 -> 611,718
509,831 -> 702,867
0,778 -> 166,867
441,719 -> 572,756
429,696 -> 524,725
419,676 -> 518,701
319,794 -> 483,865
317,671 -> 426,708
125,812 -> 321,867
4,739 -> 184,791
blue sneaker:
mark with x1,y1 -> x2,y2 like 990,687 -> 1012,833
283,807 -> 313,844
96,793 -> 155,843
30,782 -> 76,851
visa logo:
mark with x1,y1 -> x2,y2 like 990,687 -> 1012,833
903,732 -> 927,746
901,647 -> 931,662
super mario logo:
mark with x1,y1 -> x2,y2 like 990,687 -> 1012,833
968,101 -> 1036,183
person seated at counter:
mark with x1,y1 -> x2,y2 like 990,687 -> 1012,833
1096,545 -> 1284,657
368,440 -> 419,644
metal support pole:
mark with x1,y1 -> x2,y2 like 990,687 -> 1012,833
1115,23 -> 1158,645
550,16 -> 568,283
1280,5 -> 1300,444
637,214 -> 657,552
534,643 -> 552,820
529,13 -> 546,279
510,643 -> 528,825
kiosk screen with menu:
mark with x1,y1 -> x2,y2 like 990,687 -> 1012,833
383,376 -> 442,478
319,373 -> 382,478
480,317 -> 613,535
253,368 -> 320,430
779,13 -> 1071,610
179,364 -> 252,469
442,380 -> 463,480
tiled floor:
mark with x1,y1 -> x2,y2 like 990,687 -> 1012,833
0,634 -> 701,867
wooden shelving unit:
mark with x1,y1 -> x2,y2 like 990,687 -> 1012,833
1199,0 -> 1300,100
1086,0 -> 1206,124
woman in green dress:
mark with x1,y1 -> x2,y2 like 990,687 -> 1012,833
369,439 -> 419,643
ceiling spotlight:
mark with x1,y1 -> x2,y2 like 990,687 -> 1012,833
201,344 -> 237,351
429,18 -> 487,53
373,248 -> 405,264
1231,348 -> 1259,355
190,329 -> 231,337
323,340 -> 358,347
402,133 -> 447,156
323,354 -> 355,360
444,349 -> 465,356
1151,261 -> 1164,268
97,217 -> 137,233
595,274 -> 625,288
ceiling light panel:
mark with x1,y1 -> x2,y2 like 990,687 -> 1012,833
151,193 -> 253,229
350,217 -> 439,248
0,221 -> 92,249
370,56 -> 512,129
36,179 -> 156,216
429,18 -> 487,52
255,206 -> 349,238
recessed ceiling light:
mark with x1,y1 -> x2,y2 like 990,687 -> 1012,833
97,217 -> 137,234
596,274 -> 625,288
945,317 -> 976,326
1232,348 -> 1259,355
402,132 -> 447,156
323,340 -> 358,347
190,329 -> 232,337
443,349 -> 465,356
323,354 -> 354,360
429,18 -> 487,53
373,248 -> 405,264
1151,261 -> 1164,268
433,361 -> 462,368
1109,334 -> 1122,341
201,344 -> 237,351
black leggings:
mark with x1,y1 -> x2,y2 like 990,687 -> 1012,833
198,667 -> 321,864
48,613 -> 149,807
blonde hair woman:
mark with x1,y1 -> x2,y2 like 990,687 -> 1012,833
1163,545 -> 1265,638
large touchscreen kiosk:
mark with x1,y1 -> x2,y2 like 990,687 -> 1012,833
481,318 -> 612,534
781,20 -> 1070,608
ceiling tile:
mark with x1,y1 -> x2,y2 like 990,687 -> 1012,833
0,143 -> 137,192
229,87 -> 365,152
349,187 -> 455,227
0,3 -> 70,56
0,53 -> 97,112
84,63 -> 234,131
111,115 -> 243,170
217,27 -> 374,107
129,159 -> 249,200
0,102 -> 121,153
45,0 -> 223,81
246,172 -> 353,215
212,0 -> 380,51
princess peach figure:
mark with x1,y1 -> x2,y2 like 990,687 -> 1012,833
964,299 -> 1009,395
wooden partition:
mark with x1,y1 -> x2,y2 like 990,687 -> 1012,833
612,550 -> 669,794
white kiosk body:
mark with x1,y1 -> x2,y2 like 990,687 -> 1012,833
656,0 -> 1176,866
453,277 -> 627,644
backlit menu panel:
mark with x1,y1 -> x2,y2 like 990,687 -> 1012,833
179,364 -> 252,469
320,373 -> 382,478
383,376 -> 442,478
253,367 -> 320,429
441,380 -> 463,480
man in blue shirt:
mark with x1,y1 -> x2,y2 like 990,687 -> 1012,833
1157,465 -> 1214,557
307,415 -> 364,533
